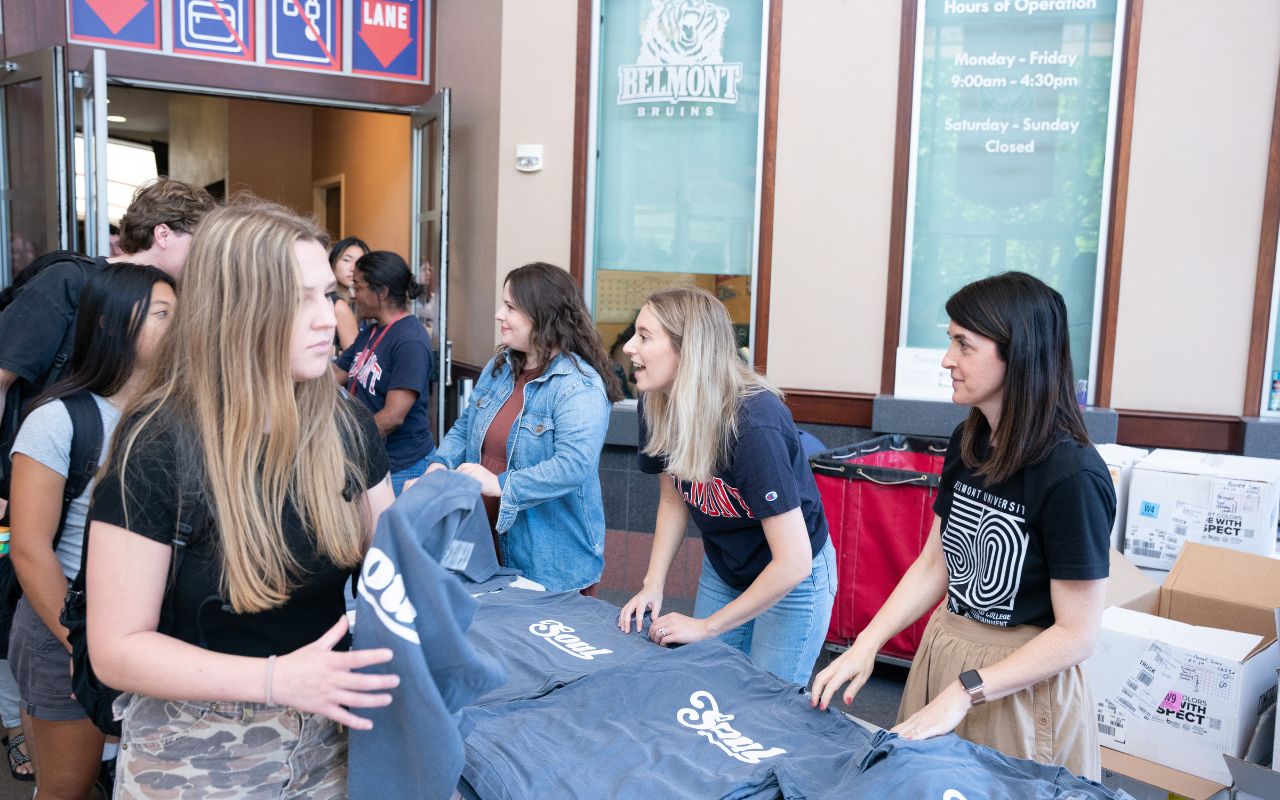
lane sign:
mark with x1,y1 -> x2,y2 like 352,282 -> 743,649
68,0 -> 161,49
353,0 -> 422,81
174,0 -> 255,61
267,0 -> 341,70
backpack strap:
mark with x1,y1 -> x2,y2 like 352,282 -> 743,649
55,391 -> 105,554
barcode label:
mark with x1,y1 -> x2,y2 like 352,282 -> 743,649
1136,670 -> 1154,686
1209,718 -> 1221,731
1128,544 -> 1161,558
1098,723 -> 1117,737
1174,524 -> 1187,537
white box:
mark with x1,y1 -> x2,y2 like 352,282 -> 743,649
1095,443 -> 1148,552
1086,544 -> 1280,785
1123,449 -> 1280,570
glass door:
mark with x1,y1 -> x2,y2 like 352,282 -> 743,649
0,47 -> 72,286
410,88 -> 450,438
74,49 -> 109,257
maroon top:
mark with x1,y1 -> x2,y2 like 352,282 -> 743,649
480,368 -> 535,546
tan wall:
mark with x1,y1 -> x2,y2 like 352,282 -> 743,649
1110,0 -> 1280,415
767,1 -> 902,393
494,1 -> 578,283
226,100 -> 314,215
435,0 -> 505,367
310,108 -> 411,254
167,94 -> 227,189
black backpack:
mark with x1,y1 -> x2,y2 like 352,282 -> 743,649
0,391 -> 103,659
60,467 -> 206,737
0,252 -> 99,504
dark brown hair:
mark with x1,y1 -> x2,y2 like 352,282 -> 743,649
117,178 -> 217,254
495,262 -> 622,402
946,271 -> 1089,485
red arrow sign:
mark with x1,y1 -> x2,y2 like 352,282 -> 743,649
84,0 -> 149,35
358,0 -> 413,68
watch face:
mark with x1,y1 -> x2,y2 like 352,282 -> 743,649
960,670 -> 983,691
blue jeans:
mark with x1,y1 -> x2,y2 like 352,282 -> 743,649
390,453 -> 433,496
693,538 -> 837,685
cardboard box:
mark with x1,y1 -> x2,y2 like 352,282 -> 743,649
1123,450 -> 1280,570
1095,443 -> 1149,552
1086,544 -> 1280,785
1100,749 -> 1228,800
1224,755 -> 1280,800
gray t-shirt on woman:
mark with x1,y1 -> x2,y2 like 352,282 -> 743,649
11,393 -> 121,579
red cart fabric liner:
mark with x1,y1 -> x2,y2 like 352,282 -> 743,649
811,434 -> 948,662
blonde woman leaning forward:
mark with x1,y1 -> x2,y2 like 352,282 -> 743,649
811,272 -> 1114,779
85,200 -> 398,799
618,287 -> 836,685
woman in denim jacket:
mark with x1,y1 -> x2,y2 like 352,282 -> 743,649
427,263 -> 621,592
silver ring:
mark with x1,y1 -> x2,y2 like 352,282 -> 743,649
658,628 -> 667,637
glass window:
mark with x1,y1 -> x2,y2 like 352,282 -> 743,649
586,0 -> 768,400
896,0 -> 1127,404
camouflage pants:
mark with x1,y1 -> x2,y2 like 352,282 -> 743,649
114,694 -> 348,799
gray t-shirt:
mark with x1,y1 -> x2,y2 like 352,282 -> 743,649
11,393 -> 120,579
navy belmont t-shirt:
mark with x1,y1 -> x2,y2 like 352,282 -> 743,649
637,391 -> 829,590
337,316 -> 435,470
933,424 -> 1114,629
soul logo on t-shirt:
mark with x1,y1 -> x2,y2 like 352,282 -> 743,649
674,476 -> 754,519
676,690 -> 786,764
941,483 -> 1029,626
528,620 -> 614,660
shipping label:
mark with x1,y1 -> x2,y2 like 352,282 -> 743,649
1112,642 -> 1232,753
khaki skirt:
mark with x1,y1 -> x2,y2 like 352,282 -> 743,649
897,606 -> 1100,780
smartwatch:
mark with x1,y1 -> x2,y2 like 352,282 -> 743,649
959,669 -> 987,706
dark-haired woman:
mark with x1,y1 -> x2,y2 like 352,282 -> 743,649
335,251 -> 435,495
812,272 -> 1114,779
8,263 -> 176,798
329,236 -> 370,353
427,262 -> 621,593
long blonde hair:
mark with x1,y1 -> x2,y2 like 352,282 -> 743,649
639,287 -> 779,483
111,198 -> 369,613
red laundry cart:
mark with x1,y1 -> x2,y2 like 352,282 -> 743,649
811,435 -> 948,664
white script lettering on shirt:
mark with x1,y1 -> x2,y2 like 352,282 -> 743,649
676,690 -> 787,764
943,791 -> 968,800
528,620 -> 614,660
358,547 -> 420,644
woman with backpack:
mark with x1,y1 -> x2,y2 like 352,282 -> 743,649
7,262 -> 177,799
84,199 -> 397,798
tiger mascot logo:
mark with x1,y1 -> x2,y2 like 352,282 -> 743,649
636,0 -> 731,66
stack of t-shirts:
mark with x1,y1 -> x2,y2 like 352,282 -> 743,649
794,729 -> 1134,800
465,587 -> 663,706
461,638 -> 875,800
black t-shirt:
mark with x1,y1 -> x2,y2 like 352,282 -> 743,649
89,401 -> 390,657
637,391 -> 829,590
337,316 -> 435,471
933,425 -> 1115,629
0,255 -> 107,388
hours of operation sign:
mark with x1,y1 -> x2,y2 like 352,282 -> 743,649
896,0 -> 1126,401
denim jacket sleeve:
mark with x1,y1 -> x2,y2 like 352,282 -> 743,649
494,376 -> 610,532
428,358 -> 497,469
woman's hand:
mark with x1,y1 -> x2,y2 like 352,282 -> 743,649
809,639 -> 878,711
618,582 -> 664,634
456,463 -> 501,497
649,612 -> 712,647
891,681 -> 972,740
271,617 -> 398,730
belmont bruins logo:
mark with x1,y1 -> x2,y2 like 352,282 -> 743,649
676,690 -> 786,764
617,0 -> 744,108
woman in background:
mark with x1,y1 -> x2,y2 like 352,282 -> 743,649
428,262 -> 620,593
329,236 -> 370,353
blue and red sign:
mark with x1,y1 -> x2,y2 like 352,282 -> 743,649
267,0 -> 341,71
68,0 -> 161,50
353,0 -> 423,81
173,0 -> 255,61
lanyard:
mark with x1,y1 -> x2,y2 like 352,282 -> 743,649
346,316 -> 403,397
